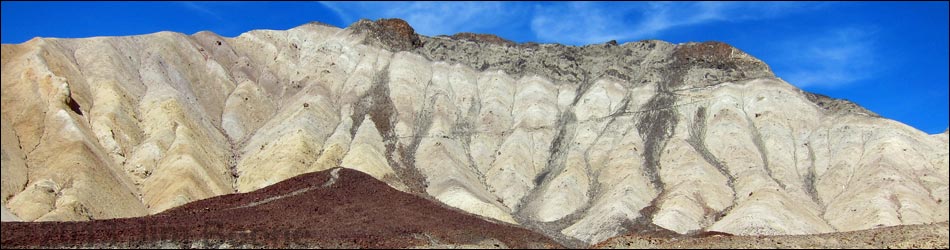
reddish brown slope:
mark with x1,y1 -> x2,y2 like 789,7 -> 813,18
1,168 -> 562,249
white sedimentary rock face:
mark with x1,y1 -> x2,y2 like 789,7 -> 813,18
1,19 -> 946,245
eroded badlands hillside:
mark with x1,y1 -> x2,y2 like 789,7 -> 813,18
2,18 -> 947,244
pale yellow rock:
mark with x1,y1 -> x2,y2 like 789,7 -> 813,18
236,89 -> 339,192
709,189 -> 834,235
1,118 -> 28,204
388,52 -> 433,145
222,80 -> 276,142
652,138 -> 734,234
484,75 -> 559,210
1,205 -> 20,222
132,79 -> 232,213
562,115 -> 656,243
310,109 -> 354,173
341,116 -> 405,190
3,38 -> 147,221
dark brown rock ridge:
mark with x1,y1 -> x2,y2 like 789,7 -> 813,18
349,18 -> 423,52
0,168 -> 563,249
445,32 -> 517,47
801,91 -> 879,117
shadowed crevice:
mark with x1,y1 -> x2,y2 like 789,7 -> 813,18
65,93 -> 83,116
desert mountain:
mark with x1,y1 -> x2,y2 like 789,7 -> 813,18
1,167 -> 562,248
1,18 -> 947,245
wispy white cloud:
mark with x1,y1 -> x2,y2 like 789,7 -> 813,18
773,27 -> 878,89
319,1 -> 526,37
179,2 -> 224,21
530,2 -> 635,44
320,2 -> 352,25
531,2 -> 822,45
318,1 -> 823,45
315,1 -> 874,89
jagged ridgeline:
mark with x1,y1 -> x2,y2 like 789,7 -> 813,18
1,18 -> 947,246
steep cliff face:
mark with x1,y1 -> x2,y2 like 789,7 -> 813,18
1,18 -> 947,245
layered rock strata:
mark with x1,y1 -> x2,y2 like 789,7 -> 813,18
2,18 -> 946,245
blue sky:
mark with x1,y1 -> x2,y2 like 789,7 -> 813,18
2,1 -> 947,134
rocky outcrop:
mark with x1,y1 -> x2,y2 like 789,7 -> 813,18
349,18 -> 423,52
1,18 -> 947,246
443,32 -> 516,47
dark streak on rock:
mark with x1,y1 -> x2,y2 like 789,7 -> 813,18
745,114 -> 786,190
801,90 -> 880,117
348,65 -> 428,195
619,199 -> 676,237
686,106 -> 740,224
687,107 -> 733,184
65,92 -> 84,116
804,143 -> 822,205
635,90 -> 677,191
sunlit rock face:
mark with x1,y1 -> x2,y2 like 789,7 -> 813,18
2,18 -> 946,244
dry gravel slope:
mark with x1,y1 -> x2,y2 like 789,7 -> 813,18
1,18 -> 947,245
593,221 -> 949,249
0,167 -> 562,249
